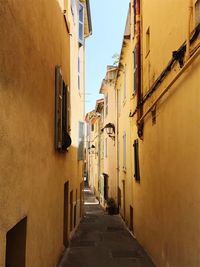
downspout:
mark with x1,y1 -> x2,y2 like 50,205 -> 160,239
186,0 -> 193,60
136,0 -> 143,138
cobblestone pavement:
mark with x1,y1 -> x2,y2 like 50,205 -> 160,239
58,188 -> 156,267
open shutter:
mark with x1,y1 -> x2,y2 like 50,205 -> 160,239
133,139 -> 140,181
55,65 -> 63,150
78,121 -> 84,160
78,1 -> 84,45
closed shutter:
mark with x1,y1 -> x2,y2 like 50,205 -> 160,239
78,121 -> 84,160
78,2 -> 84,45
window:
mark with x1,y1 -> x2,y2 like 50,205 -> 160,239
91,124 -> 94,132
105,93 -> 108,115
146,27 -> 150,57
133,139 -> 140,181
78,1 -> 84,45
195,0 -> 200,26
78,121 -> 84,160
55,65 -> 71,152
123,133 -> 126,169
105,138 -> 107,158
123,65 -> 127,100
78,56 -> 80,90
133,47 -> 137,94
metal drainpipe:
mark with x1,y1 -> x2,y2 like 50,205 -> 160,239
136,0 -> 143,138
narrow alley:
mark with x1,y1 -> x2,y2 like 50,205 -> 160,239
59,188 -> 155,267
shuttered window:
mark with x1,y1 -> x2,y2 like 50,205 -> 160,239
133,139 -> 140,181
78,121 -> 85,160
55,65 -> 71,152
78,1 -> 84,45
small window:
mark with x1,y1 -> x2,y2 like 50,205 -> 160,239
78,1 -> 84,45
133,139 -> 140,181
146,27 -> 150,57
91,124 -> 94,132
123,133 -> 126,169
195,0 -> 200,26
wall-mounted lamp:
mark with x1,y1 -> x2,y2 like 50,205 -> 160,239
102,123 -> 115,141
88,144 -> 98,155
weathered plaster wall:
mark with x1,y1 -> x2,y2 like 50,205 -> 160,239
0,0 -> 84,266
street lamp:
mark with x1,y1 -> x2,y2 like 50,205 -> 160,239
102,123 -> 115,141
88,144 -> 98,155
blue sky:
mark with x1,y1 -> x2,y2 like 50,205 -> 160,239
85,0 -> 130,113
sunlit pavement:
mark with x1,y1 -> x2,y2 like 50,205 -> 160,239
58,187 -> 156,267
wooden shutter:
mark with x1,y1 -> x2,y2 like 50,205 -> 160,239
133,139 -> 140,181
78,2 -> 84,45
78,121 -> 84,160
55,65 -> 63,150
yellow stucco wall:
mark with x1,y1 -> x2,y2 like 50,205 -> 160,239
132,1 -> 200,267
102,77 -> 117,202
116,36 -> 135,226
0,0 -> 86,266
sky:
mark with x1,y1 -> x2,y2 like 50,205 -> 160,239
85,0 -> 130,113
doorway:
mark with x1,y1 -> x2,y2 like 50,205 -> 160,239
70,190 -> 73,231
6,217 -> 27,267
63,181 -> 69,247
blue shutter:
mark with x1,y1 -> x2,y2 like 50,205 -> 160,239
78,2 -> 84,45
